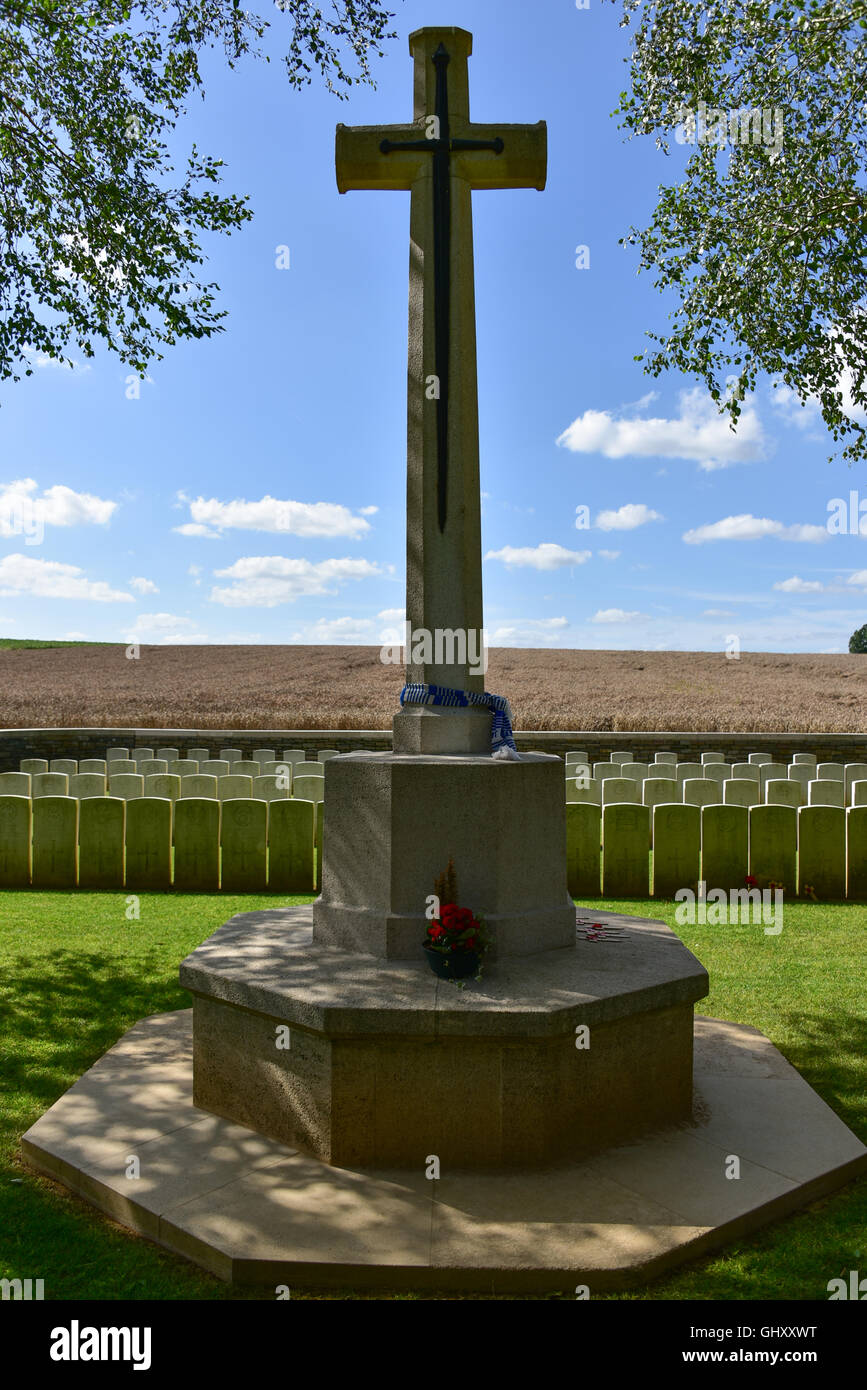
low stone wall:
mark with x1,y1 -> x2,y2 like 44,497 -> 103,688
2,726 -> 867,771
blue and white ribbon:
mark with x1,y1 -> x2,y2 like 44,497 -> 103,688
399,683 -> 520,760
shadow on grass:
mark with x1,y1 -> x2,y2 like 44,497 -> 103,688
1,948 -> 187,1137
771,1009 -> 867,1143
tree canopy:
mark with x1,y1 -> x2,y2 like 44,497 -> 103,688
612,0 -> 867,462
0,0 -> 396,383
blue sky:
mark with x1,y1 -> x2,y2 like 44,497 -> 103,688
1,0 -> 865,654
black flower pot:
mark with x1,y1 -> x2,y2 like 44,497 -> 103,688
423,943 -> 481,980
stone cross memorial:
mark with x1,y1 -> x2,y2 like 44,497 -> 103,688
337,26 -> 545,740
311,26 -> 575,959
23,26 -> 862,1295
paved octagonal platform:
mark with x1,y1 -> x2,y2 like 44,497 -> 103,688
21,913 -> 867,1292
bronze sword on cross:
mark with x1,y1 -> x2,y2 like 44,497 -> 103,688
380,42 -> 505,532
336,27 -> 545,710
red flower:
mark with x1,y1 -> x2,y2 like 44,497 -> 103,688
428,924 -> 444,938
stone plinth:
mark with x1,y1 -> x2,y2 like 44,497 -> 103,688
179,908 -> 708,1170
312,750 -> 575,958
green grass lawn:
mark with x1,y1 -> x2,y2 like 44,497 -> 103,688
1,890 -> 864,1300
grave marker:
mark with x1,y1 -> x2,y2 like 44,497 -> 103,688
0,795 -> 31,886
0,772 -> 30,797
109,773 -> 144,800
749,804 -> 796,889
808,780 -> 844,807
78,797 -> 125,889
145,774 -> 181,802
125,797 -> 172,889
180,775 -> 218,799
32,796 -> 78,887
201,760 -> 231,779
765,779 -> 802,808
798,806 -> 845,899
221,799 -> 268,891
602,803 -> 649,897
682,778 -> 720,808
70,773 -> 106,799
294,774 -> 325,803
50,758 -> 77,776
173,798 -> 220,891
724,779 -> 761,807
141,760 -> 169,778
701,804 -> 749,893
253,774 -> 290,803
218,775 -> 253,800
20,758 -> 48,776
79,759 -> 107,776
652,803 -> 700,898
565,803 -> 601,896
268,798 -> 316,892
601,776 -> 639,805
32,772 -> 68,798
846,807 -> 867,899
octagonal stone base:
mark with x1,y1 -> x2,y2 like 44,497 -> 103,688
178,907 -> 708,1169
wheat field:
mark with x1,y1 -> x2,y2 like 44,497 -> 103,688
1,644 -> 865,731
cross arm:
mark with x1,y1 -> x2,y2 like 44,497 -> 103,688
336,123 -> 428,193
453,121 -> 547,191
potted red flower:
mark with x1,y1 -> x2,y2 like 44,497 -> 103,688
423,859 -> 490,982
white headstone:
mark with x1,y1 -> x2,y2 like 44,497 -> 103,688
682,778 -> 720,808
765,779 -> 802,808
724,778 -> 761,807
808,780 -> 844,807
817,762 -> 844,781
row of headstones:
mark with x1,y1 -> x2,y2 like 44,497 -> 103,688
0,793 -> 323,892
563,750 -> 867,810
566,801 -> 865,901
17,749 -> 336,779
1,771 -> 326,804
99,746 -> 343,764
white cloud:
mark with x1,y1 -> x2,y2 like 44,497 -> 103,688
596,503 -> 662,531
683,514 -> 829,545
23,348 -> 91,375
377,607 -> 405,624
847,570 -> 867,587
64,631 -> 89,639
359,505 -> 379,516
556,386 -> 767,471
702,608 -> 735,618
129,576 -> 159,595
210,555 -> 383,607
0,478 -> 116,534
598,550 -> 621,561
484,543 -> 591,570
0,554 -> 133,602
591,608 -> 642,624
773,576 -> 826,593
488,618 -> 568,645
290,616 -> 381,644
127,613 -> 196,634
769,383 -> 823,431
174,522 -> 219,538
175,495 -> 373,540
